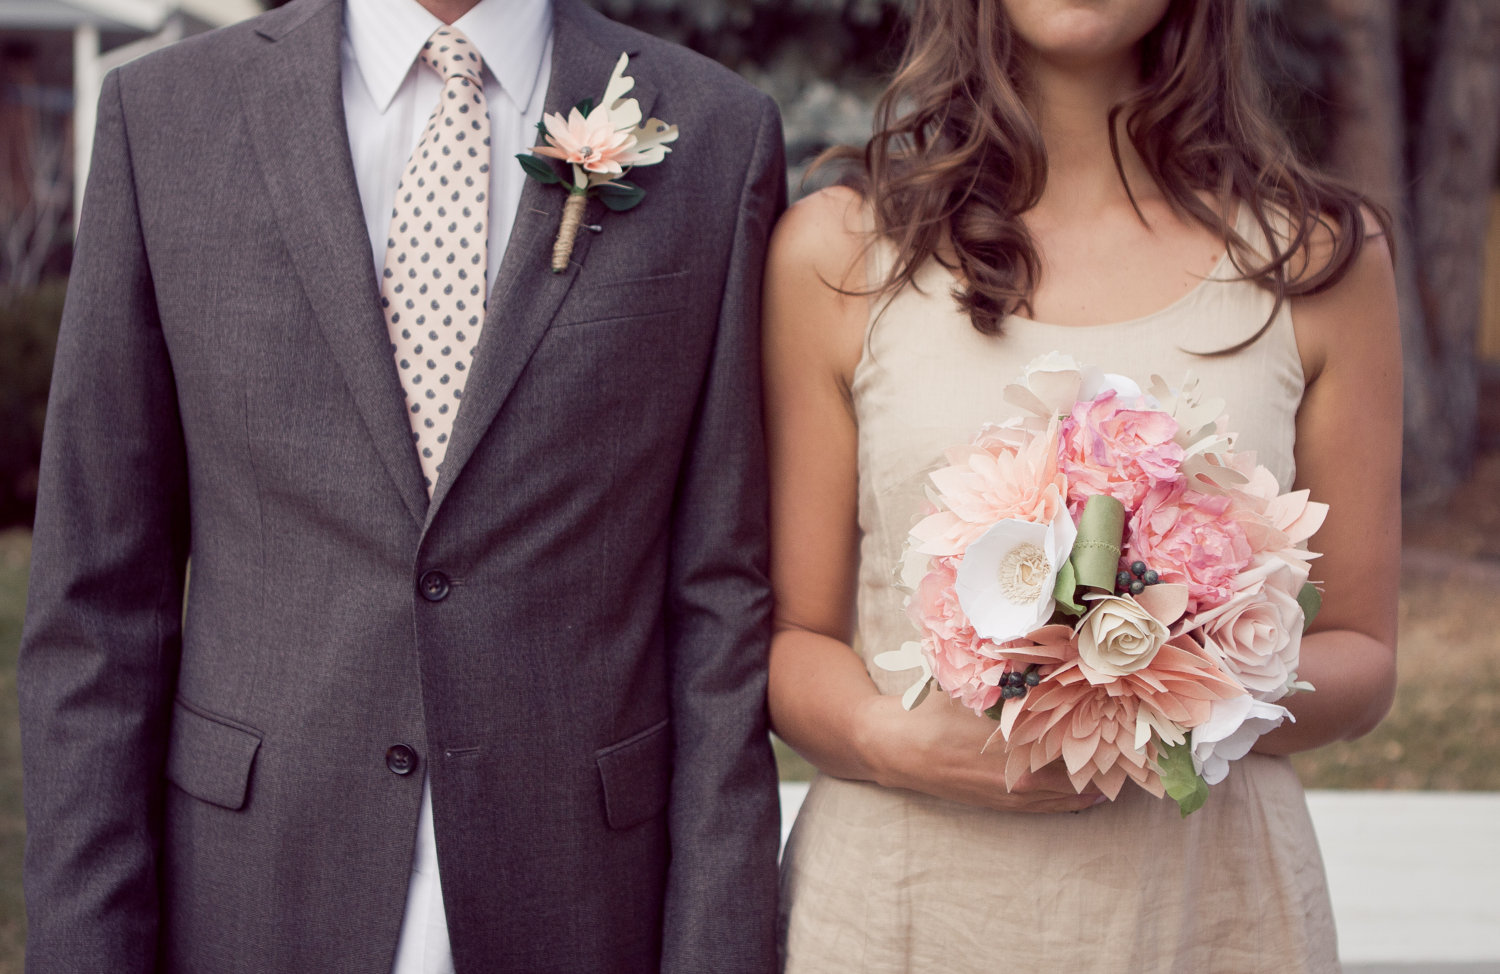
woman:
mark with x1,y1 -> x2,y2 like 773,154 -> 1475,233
763,1 -> 1400,970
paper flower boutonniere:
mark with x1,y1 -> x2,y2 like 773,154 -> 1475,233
517,53 -> 679,273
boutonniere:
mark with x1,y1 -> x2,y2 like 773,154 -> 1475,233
517,53 -> 679,273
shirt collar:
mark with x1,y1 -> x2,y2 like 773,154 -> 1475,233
345,0 -> 552,115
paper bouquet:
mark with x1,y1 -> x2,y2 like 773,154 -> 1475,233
877,354 -> 1326,815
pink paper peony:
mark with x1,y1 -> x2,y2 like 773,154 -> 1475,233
1058,392 -> 1185,515
1125,481 -> 1254,614
910,559 -> 1008,713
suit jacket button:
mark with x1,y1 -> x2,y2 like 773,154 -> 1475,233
419,570 -> 450,602
386,744 -> 418,776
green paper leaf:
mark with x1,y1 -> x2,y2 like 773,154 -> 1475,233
596,180 -> 646,212
984,700 -> 1006,722
1052,560 -> 1084,616
516,153 -> 561,185
1297,582 -> 1322,633
1157,739 -> 1209,817
574,97 -> 595,118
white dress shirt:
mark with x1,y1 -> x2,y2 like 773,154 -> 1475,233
339,1 -> 552,971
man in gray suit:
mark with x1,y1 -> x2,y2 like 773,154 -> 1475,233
18,0 -> 783,970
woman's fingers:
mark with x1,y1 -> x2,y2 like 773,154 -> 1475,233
870,691 -> 1108,813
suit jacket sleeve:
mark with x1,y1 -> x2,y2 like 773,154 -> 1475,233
18,67 -> 189,973
658,92 -> 786,974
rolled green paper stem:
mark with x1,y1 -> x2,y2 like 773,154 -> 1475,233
1070,494 -> 1126,592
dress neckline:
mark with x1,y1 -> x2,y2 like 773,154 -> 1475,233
898,201 -> 1246,332
1000,246 -> 1234,331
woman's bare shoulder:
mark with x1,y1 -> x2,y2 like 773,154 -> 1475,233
764,185 -> 872,387
768,185 -> 871,295
1289,204 -> 1398,384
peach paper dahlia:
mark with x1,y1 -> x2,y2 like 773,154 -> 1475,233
997,633 -> 1245,799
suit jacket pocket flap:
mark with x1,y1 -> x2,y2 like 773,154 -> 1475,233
595,718 -> 672,830
557,270 -> 692,328
166,699 -> 262,810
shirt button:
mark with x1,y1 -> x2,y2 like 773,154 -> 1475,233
419,570 -> 450,602
385,744 -> 418,776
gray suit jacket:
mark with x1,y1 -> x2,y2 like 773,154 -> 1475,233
18,1 -> 784,971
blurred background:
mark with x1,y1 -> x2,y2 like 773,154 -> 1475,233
2,0 -> 1498,969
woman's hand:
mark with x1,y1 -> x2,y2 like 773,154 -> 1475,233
856,689 -> 1105,813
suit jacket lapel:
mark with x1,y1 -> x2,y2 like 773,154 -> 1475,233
425,0 -> 658,522
239,0 -> 429,524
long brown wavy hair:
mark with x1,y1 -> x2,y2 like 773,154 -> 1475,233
825,0 -> 1389,337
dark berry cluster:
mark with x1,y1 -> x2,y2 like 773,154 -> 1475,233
1116,560 -> 1160,596
999,665 -> 1042,700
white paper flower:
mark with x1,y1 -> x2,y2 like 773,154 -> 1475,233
1076,594 -> 1169,679
1190,694 -> 1293,785
1080,370 -> 1145,403
1017,353 -> 1088,415
1146,372 -> 1228,448
1004,353 -> 1146,423
954,511 -> 1076,644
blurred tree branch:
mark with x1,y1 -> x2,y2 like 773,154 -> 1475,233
1,46 -> 73,293
1,127 -> 70,293
1323,0 -> 1500,501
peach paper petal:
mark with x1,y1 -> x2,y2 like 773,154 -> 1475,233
1134,583 -> 1190,627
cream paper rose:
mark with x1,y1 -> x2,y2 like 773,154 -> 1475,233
1193,558 -> 1307,702
1076,594 -> 1169,679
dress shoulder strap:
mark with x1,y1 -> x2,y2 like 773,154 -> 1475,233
859,201 -> 899,361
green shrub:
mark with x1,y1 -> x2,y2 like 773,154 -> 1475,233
0,281 -> 65,528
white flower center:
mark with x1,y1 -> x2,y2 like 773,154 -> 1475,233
997,543 -> 1051,605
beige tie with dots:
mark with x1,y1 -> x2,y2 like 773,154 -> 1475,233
381,25 -> 491,496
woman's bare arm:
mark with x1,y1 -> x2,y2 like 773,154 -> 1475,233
763,187 -> 1099,811
1258,216 -> 1402,753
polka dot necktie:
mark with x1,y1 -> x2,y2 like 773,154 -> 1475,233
381,26 -> 491,496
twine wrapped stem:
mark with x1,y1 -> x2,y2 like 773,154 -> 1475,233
552,191 -> 588,273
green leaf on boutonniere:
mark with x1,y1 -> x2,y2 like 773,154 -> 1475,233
574,97 -> 595,118
596,180 -> 646,212
517,153 -> 562,185
1157,738 -> 1208,817
1297,582 -> 1322,633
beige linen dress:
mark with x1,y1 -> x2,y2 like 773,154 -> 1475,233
779,208 -> 1341,973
